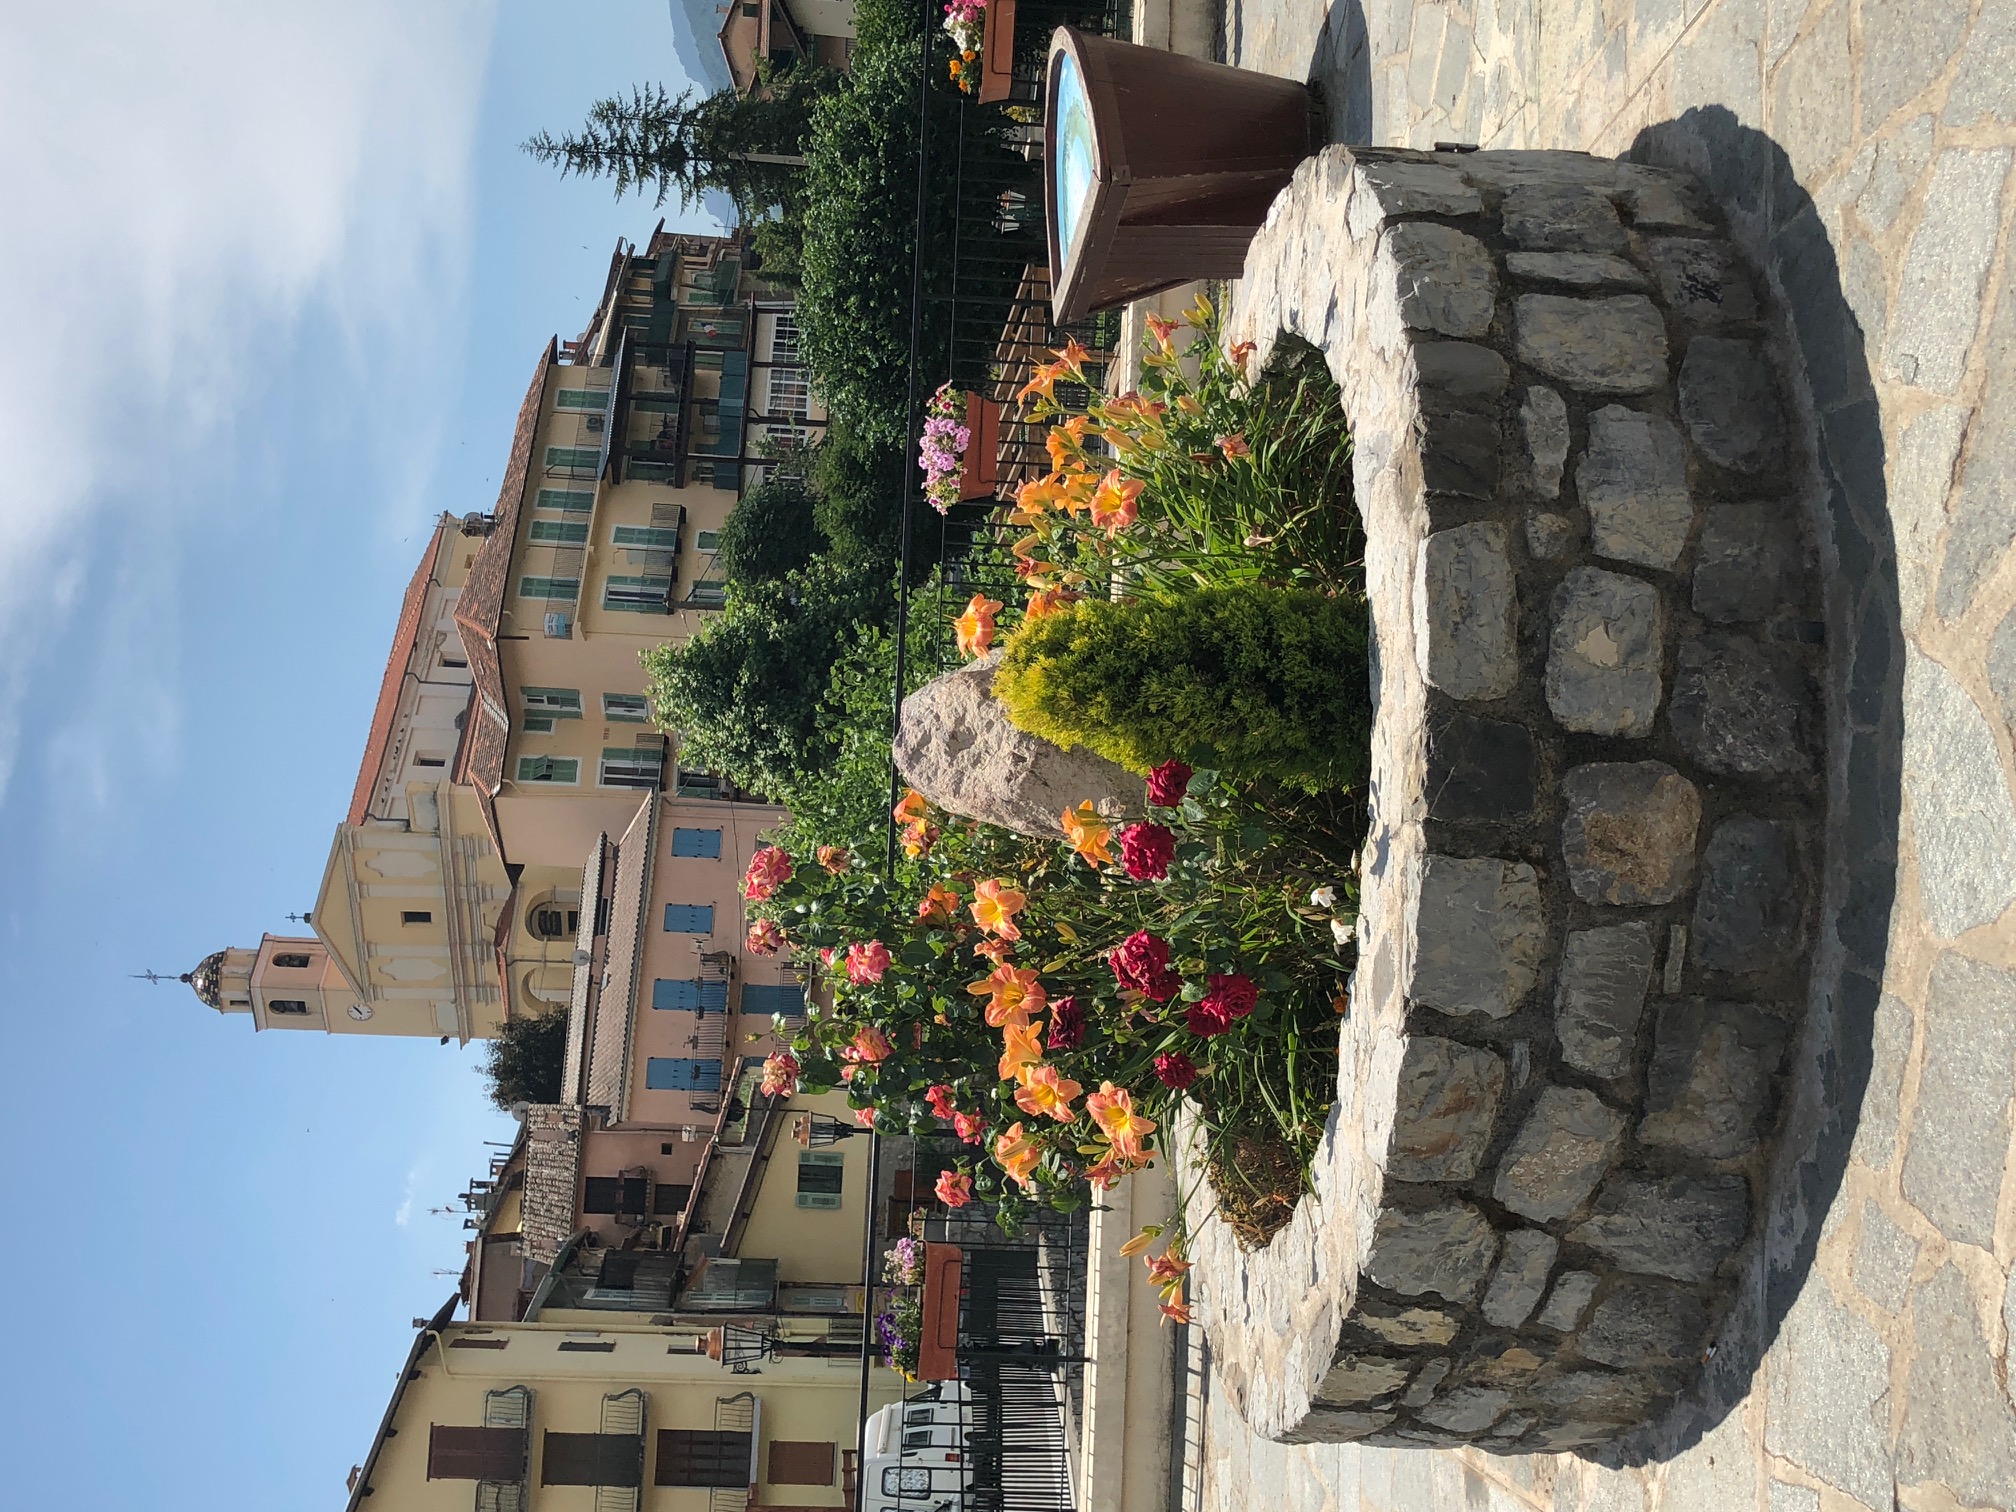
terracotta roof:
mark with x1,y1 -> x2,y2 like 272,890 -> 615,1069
591,797 -> 656,1116
491,884 -> 519,1022
562,834 -> 613,1103
347,528 -> 445,825
453,339 -> 559,814
520,1103 -> 585,1263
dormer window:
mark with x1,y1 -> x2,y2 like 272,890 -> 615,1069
273,953 -> 312,969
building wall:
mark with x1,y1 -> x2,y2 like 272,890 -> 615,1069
734,1092 -> 878,1288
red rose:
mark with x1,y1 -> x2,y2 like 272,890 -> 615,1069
1185,999 -> 1234,1036
1047,996 -> 1087,1051
1146,760 -> 1194,807
1111,930 -> 1180,1002
1202,972 -> 1257,1020
1155,1051 -> 1198,1090
1119,822 -> 1176,881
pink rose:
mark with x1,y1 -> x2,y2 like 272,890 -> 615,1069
845,940 -> 892,985
745,919 -> 786,956
742,845 -> 793,902
925,1084 -> 957,1120
759,1050 -> 800,1097
1119,823 -> 1176,881
935,1169 -> 974,1207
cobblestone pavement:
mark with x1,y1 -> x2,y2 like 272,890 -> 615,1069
1192,0 -> 2016,1507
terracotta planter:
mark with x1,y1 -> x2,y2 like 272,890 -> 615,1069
1044,27 -> 1317,322
977,0 -> 1017,103
959,393 -> 1004,501
916,1242 -> 964,1382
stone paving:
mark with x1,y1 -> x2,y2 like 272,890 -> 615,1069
1186,0 -> 2016,1507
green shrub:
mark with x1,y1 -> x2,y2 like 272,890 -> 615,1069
480,1009 -> 569,1109
993,585 -> 1373,792
714,477 -> 823,586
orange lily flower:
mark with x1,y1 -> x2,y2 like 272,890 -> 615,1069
1055,337 -> 1092,375
993,1122 -> 1042,1187
1117,1226 -> 1161,1258
1024,585 -> 1080,620
1083,1149 -> 1130,1191
1145,314 -> 1178,351
966,963 -> 1046,1028
954,593 -> 1003,659
1216,432 -> 1251,459
972,936 -> 1016,964
1144,1252 -> 1192,1286
1158,1298 -> 1193,1326
1086,1081 -> 1156,1160
917,883 -> 962,925
1061,801 -> 1116,868
998,1018 -> 1045,1081
1014,1062 -> 1083,1123
1017,359 -> 1066,405
969,877 -> 1026,940
1228,339 -> 1257,370
893,789 -> 931,827
1088,470 -> 1143,536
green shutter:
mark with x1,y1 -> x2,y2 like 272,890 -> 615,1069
604,575 -> 674,612
515,756 -> 580,784
529,519 -> 589,545
535,489 -> 595,513
555,388 -> 610,411
694,530 -> 721,553
544,446 -> 601,471
517,577 -> 580,601
520,687 -> 581,717
603,693 -> 650,722
612,526 -> 680,549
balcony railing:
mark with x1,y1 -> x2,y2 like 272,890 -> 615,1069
473,1386 -> 534,1512
593,1389 -> 649,1512
708,1392 -> 761,1512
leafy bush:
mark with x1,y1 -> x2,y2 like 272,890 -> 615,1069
992,585 -> 1372,793
481,1010 -> 569,1110
714,477 -> 823,586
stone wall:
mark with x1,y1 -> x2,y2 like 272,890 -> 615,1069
1183,146 -> 1826,1453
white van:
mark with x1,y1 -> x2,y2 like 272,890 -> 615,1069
861,1386 -> 974,1512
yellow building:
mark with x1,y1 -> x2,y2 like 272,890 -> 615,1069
184,226 -> 825,1046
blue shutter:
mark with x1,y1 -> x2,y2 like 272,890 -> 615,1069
671,828 -> 723,859
662,904 -> 715,934
741,983 -> 805,1018
651,979 -> 730,1013
645,1057 -> 724,1091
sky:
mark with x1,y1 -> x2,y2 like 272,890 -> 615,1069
0,3 -> 720,1506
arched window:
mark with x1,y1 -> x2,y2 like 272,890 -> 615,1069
268,999 -> 311,1016
272,953 -> 312,970
531,907 -> 580,940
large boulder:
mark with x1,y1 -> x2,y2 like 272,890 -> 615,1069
894,655 -> 1145,839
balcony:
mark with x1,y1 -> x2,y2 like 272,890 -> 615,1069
592,1389 -> 649,1512
473,1385 -> 534,1512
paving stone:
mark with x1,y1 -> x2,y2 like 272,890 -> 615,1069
1692,502 -> 1805,622
1859,113 -> 1937,236
1386,1034 -> 1509,1181
1895,1263 -> 2016,1505
1691,817 -> 1804,976
1416,340 -> 1512,400
1560,761 -> 1702,905
1534,1270 -> 1602,1331
1385,221 -> 1500,339
1481,1229 -> 1560,1327
1891,403 -> 1971,625
1883,147 -> 2012,395
1669,631 -> 1813,777
1553,923 -> 1654,1077
1515,293 -> 1670,394
1765,1483 -> 1820,1512
1861,0 -> 1970,126
1679,335 -> 1786,474
1502,185 -> 1630,251
1658,1403 -> 1763,1512
1568,1172 -> 1749,1282
1577,1278 -> 1710,1368
1352,1300 -> 1460,1347
1901,951 -> 2016,1250
1546,566 -> 1665,736
1506,251 -> 1648,288
1522,384 -> 1569,498
1410,855 -> 1546,1019
1527,510 -> 1576,559
1417,520 -> 1520,701
1358,157 -> 1487,217
1852,990 -> 1912,1172
1850,1200 -> 1918,1314
1647,237 -> 1759,326
1416,1386 -> 1512,1433
1279,1406 -> 1396,1444
1993,604 -> 2016,736
1365,1201 -> 1501,1302
1935,367 -> 2016,623
1315,1352 -> 1415,1405
1421,408 -> 1503,497
1575,404 -> 1693,569
1945,0 -> 2016,127
1425,708 -> 1537,824
1902,645 -> 2016,939
1493,1086 -> 1628,1222
1639,998 -> 1789,1159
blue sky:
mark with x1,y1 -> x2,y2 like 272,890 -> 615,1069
0,4 -> 719,1506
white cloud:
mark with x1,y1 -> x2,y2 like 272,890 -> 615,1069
394,1163 -> 421,1228
0,0 -> 497,810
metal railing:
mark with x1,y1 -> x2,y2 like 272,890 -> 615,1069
592,1389 -> 649,1512
708,1392 -> 761,1512
473,1386 -> 534,1512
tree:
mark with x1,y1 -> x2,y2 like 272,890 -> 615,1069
714,477 -> 824,586
481,1009 -> 570,1110
523,73 -> 835,220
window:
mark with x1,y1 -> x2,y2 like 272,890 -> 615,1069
694,530 -> 721,554
426,1425 -> 528,1482
415,755 -> 445,768
545,445 -> 601,473
653,1182 -> 694,1214
770,311 -> 802,362
768,1442 -> 836,1486
556,1339 -> 617,1353
520,687 -> 582,719
441,656 -> 468,669
883,1466 -> 932,1496
741,982 -> 805,1018
603,692 -> 650,722
663,904 -> 714,934
535,488 -> 595,513
766,366 -> 811,416
531,907 -> 580,940
604,575 -> 673,613
517,756 -> 580,785
402,910 -> 433,925
612,525 -> 680,550
671,827 -> 723,859
450,1337 -> 509,1351
599,746 -> 663,789
651,978 -> 729,1013
517,576 -> 580,602
583,1176 -> 647,1214
272,953 -> 311,970
645,1057 -> 723,1091
529,519 -> 589,545
268,999 -> 310,1016
688,580 -> 726,607
542,1431 -> 641,1487
654,1430 -> 752,1488
554,388 -> 611,412
522,715 -> 555,734
796,1151 -> 845,1209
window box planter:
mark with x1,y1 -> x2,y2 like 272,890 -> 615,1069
916,1243 -> 965,1382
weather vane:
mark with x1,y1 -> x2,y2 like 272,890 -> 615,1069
132,970 -> 181,986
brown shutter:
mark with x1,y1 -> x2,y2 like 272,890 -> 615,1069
541,1431 -> 645,1487
654,1429 -> 752,1486
767,1441 -> 837,1485
426,1425 -> 527,1481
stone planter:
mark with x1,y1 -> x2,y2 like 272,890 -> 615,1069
1183,147 -> 1825,1454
